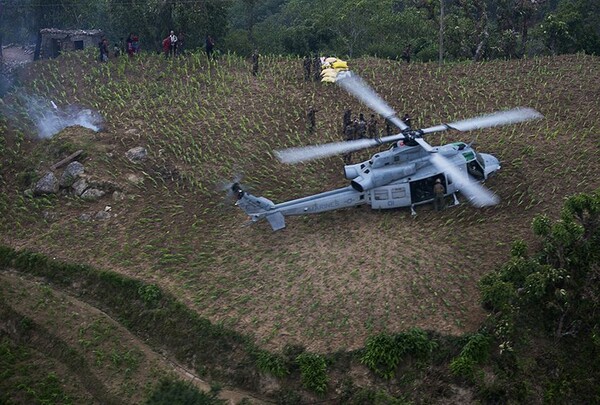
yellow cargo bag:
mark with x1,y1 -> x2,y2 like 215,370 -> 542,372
332,60 -> 348,69
321,76 -> 337,83
321,68 -> 337,77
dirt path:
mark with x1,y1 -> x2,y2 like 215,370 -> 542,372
0,270 -> 269,404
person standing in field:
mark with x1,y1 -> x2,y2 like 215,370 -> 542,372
307,106 -> 318,133
303,55 -> 312,81
206,35 -> 215,59
169,31 -> 178,57
367,113 -> 378,138
251,49 -> 259,76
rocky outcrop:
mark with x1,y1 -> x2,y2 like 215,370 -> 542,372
59,161 -> 84,187
33,172 -> 59,195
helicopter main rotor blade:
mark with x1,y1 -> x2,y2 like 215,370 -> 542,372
421,107 -> 542,134
275,135 -> 403,164
429,153 -> 499,207
337,73 -> 408,130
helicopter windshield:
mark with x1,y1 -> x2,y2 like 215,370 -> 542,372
476,152 -> 486,168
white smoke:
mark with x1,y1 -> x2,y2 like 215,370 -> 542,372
3,93 -> 104,138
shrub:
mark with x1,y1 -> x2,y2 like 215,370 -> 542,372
296,352 -> 328,395
256,350 -> 288,378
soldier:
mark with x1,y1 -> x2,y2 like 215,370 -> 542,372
385,117 -> 393,136
367,114 -> 378,138
251,49 -> 259,76
356,113 -> 367,139
307,106 -> 318,133
303,55 -> 311,81
343,122 -> 356,164
401,44 -> 412,63
433,178 -> 446,211
313,55 -> 321,81
343,109 -> 352,131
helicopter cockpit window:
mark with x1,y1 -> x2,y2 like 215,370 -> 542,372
364,169 -> 370,174
374,190 -> 389,200
476,152 -> 485,168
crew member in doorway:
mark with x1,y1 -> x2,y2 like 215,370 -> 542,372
433,178 -> 446,211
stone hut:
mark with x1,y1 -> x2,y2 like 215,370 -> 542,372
35,28 -> 104,60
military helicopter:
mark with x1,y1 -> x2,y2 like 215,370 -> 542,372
231,72 -> 542,231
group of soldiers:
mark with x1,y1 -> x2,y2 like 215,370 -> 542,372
303,55 -> 323,81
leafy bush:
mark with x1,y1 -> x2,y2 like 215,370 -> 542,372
296,352 -> 328,395
361,329 -> 437,379
256,350 -> 288,378
138,284 -> 162,307
449,333 -> 491,379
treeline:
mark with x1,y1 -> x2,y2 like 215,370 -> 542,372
1,0 -> 599,60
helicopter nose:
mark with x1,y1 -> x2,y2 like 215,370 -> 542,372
481,154 -> 501,177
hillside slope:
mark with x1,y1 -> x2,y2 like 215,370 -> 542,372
1,50 -> 599,354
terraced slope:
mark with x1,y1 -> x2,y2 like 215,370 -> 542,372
1,50 -> 599,353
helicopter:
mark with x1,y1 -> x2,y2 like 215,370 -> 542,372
231,72 -> 543,231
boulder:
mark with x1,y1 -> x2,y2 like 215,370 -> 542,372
59,161 -> 85,187
72,178 -> 89,196
79,213 -> 92,222
81,188 -> 106,201
95,210 -> 111,220
126,146 -> 148,163
34,172 -> 59,195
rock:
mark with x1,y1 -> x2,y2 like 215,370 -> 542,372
125,173 -> 144,185
125,128 -> 139,135
125,146 -> 147,163
59,161 -> 85,187
112,191 -> 126,201
33,172 -> 59,195
79,213 -> 92,222
94,210 -> 111,220
72,178 -> 89,196
81,188 -> 106,201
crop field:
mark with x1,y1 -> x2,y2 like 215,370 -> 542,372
1,50 -> 599,354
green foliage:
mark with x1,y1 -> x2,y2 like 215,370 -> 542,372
255,350 -> 288,378
510,239 -> 528,258
361,333 -> 403,379
146,378 -> 225,405
449,333 -> 491,379
138,284 -> 162,306
361,329 -> 437,379
295,352 -> 328,395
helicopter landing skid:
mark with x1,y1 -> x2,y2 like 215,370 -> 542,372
410,204 -> 417,216
452,193 -> 460,206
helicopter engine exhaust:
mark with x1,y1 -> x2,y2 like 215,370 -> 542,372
351,164 -> 416,192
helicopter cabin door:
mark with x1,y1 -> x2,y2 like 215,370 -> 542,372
409,175 -> 446,204
369,184 -> 411,209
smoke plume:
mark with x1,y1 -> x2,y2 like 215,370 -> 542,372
2,93 -> 104,138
